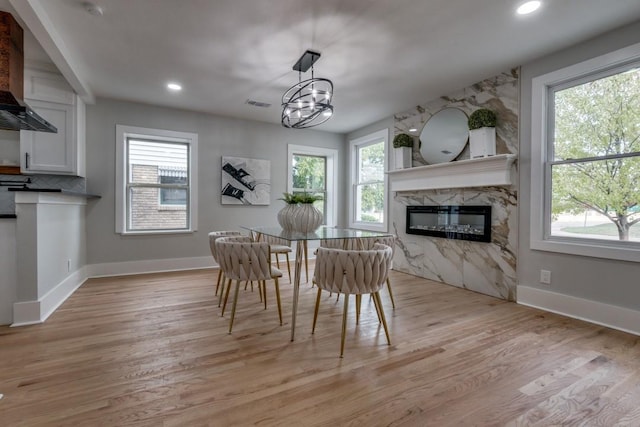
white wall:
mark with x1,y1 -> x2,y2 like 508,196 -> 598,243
85,98 -> 346,266
518,22 -> 640,316
0,218 -> 17,324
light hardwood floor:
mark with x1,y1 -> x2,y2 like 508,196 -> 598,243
1,267 -> 639,426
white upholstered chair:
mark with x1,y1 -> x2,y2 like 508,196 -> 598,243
312,243 -> 393,357
215,236 -> 283,334
260,234 -> 293,282
318,236 -> 398,311
208,231 -> 242,303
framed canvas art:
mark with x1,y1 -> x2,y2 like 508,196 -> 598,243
221,156 -> 270,205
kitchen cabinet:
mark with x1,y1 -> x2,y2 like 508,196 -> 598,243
19,70 -> 86,177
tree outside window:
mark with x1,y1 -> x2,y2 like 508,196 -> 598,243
551,67 -> 640,242
355,141 -> 385,224
292,154 -> 327,222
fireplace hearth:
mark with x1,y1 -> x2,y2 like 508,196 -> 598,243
406,205 -> 491,242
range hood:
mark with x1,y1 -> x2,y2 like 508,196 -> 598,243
0,11 -> 56,133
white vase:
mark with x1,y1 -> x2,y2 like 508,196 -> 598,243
277,204 -> 298,231
394,146 -> 412,169
292,203 -> 323,233
469,127 -> 496,158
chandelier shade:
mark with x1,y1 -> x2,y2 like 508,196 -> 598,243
281,50 -> 334,129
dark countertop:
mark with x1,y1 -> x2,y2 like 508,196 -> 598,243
0,213 -> 17,219
8,188 -> 101,199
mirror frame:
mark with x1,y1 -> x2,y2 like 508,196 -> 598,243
419,107 -> 469,164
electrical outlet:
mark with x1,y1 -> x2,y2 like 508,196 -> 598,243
67,259 -> 71,272
540,269 -> 551,284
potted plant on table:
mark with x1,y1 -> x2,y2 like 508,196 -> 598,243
392,133 -> 414,169
468,108 -> 497,158
277,192 -> 324,233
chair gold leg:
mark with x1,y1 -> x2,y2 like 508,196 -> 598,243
215,269 -> 222,296
275,253 -> 281,269
221,278 -> 232,314
217,272 -> 227,306
312,287 -> 322,334
372,293 -> 382,323
386,278 -> 396,309
340,294 -> 349,358
262,280 -> 267,310
374,292 -> 391,345
303,241 -> 309,283
355,294 -> 361,325
285,253 -> 292,283
228,280 -> 241,334
274,278 -> 283,325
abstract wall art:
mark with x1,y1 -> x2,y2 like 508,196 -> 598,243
221,156 -> 271,205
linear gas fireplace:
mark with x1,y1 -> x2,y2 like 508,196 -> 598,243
406,205 -> 491,242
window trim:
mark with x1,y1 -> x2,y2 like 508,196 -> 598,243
287,144 -> 338,227
530,41 -> 640,262
348,129 -> 389,232
116,125 -> 198,235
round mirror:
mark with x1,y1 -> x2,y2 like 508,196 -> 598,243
419,108 -> 469,164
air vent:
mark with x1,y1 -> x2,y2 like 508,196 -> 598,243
245,99 -> 271,108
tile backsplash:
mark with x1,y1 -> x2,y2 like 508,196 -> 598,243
0,174 -> 86,214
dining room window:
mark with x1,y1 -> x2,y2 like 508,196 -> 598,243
287,145 -> 338,227
115,125 -> 198,234
349,129 -> 388,232
530,41 -> 640,261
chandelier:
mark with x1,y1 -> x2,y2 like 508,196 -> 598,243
281,50 -> 334,129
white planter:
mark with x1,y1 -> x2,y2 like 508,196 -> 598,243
394,146 -> 412,169
278,203 -> 323,233
292,203 -> 323,233
277,204 -> 298,231
469,127 -> 496,158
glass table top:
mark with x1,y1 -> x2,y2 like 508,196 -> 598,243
241,226 -> 392,242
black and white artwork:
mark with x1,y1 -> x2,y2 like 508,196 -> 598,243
221,156 -> 271,205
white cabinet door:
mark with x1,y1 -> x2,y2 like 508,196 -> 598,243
20,100 -> 77,175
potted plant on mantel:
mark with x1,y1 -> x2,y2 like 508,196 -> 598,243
277,192 -> 324,233
392,133 -> 414,169
468,108 -> 497,158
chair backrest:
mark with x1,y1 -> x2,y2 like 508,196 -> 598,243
215,236 -> 273,281
314,243 -> 392,295
208,231 -> 242,262
320,235 -> 396,254
260,234 -> 291,247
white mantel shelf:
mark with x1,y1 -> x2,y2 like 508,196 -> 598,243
387,154 -> 517,192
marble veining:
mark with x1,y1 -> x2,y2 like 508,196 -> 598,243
391,69 -> 519,301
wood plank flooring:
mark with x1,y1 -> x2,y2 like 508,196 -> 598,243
0,267 -> 639,426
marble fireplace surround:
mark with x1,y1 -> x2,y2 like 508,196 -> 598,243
391,70 -> 519,302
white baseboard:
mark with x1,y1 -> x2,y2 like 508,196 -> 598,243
12,266 -> 89,327
11,257 -> 215,327
86,256 -> 215,278
517,285 -> 640,336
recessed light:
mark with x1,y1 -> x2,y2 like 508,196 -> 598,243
409,128 -> 418,132
167,82 -> 182,91
517,1 -> 541,15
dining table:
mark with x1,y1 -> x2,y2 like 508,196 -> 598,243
242,225 -> 393,341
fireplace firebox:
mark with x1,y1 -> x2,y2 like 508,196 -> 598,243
406,205 -> 491,242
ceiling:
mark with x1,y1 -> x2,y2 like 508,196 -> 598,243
4,0 -> 640,134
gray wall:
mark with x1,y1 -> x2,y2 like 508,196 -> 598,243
519,21 -> 640,310
85,98 -> 345,265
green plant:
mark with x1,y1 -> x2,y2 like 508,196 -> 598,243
468,109 -> 497,130
392,133 -> 414,148
279,192 -> 323,204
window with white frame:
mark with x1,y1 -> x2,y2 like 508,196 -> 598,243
287,145 -> 337,227
116,125 -> 198,234
349,129 -> 388,231
530,42 -> 640,262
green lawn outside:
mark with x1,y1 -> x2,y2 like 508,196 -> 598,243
562,223 -> 640,238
